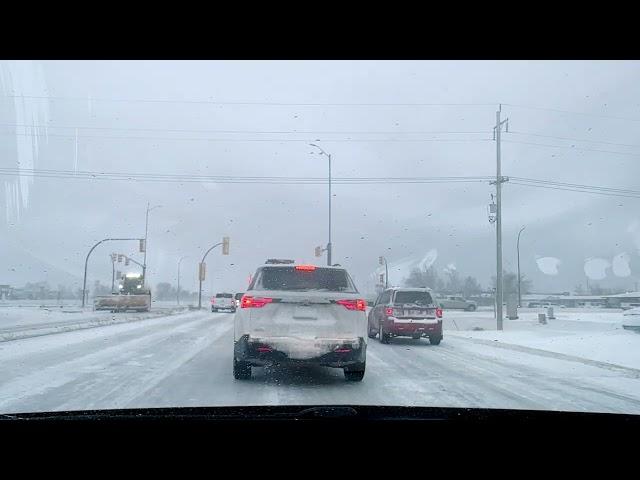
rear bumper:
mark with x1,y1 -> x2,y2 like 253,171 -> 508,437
384,319 -> 442,337
234,335 -> 366,368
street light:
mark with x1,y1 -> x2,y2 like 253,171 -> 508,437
379,256 -> 389,289
309,143 -> 332,266
177,255 -> 189,306
197,237 -> 230,309
143,203 -> 162,284
517,226 -> 526,308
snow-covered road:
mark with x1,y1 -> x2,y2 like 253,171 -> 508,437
1,310 -> 640,414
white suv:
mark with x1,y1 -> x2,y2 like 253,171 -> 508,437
211,293 -> 236,312
233,262 -> 367,381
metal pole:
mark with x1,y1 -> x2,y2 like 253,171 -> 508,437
177,256 -> 188,306
143,202 -> 149,282
82,238 -> 141,307
198,242 -> 222,309
496,108 -> 502,328
111,258 -> 115,293
327,153 -> 332,266
384,257 -> 389,288
517,226 -> 526,307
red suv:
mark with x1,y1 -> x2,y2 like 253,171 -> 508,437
367,288 -> 443,345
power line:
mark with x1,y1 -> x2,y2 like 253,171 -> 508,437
502,139 -> 640,157
510,177 -> 640,195
508,131 -> 640,149
503,103 -> 640,123
510,181 -> 640,199
0,168 -> 494,185
0,132 -> 494,143
0,95 -> 497,107
0,123 -> 490,136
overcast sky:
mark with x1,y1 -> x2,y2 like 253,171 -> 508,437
2,60 -> 640,295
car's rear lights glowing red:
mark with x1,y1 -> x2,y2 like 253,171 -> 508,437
385,307 -> 394,316
335,348 -> 351,353
436,307 -> 443,318
336,299 -> 366,311
295,264 -> 317,271
257,345 -> 273,353
240,295 -> 273,308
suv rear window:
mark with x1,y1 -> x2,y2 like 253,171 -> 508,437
251,267 -> 357,292
216,293 -> 232,298
394,291 -> 434,305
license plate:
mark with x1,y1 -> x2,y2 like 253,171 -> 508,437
293,306 -> 317,319
409,310 -> 423,316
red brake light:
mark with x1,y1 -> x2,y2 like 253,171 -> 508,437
295,264 -> 317,271
337,299 -> 366,311
436,307 -> 443,318
211,298 -> 215,304
240,295 -> 273,308
385,307 -> 394,316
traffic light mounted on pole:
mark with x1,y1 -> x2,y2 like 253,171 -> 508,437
222,236 -> 230,255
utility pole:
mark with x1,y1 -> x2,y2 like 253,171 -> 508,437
517,226 -> 526,308
379,256 -> 389,288
492,105 -> 509,330
177,256 -> 188,306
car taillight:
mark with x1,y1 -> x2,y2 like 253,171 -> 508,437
295,264 -> 317,271
240,295 -> 273,308
211,298 -> 215,304
436,307 -> 443,318
385,307 -> 394,316
336,299 -> 366,311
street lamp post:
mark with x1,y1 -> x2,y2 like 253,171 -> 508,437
142,203 -> 162,286
379,256 -> 389,289
198,243 -> 223,309
309,144 -> 332,266
177,255 -> 189,306
517,226 -> 526,308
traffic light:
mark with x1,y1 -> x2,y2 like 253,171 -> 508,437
315,246 -> 323,257
111,253 -> 117,263
379,273 -> 385,284
379,256 -> 384,265
199,262 -> 206,281
222,236 -> 230,255
139,239 -> 146,253
117,254 -> 123,263
125,257 -> 130,266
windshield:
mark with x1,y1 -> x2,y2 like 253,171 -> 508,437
2,60 -> 640,417
394,291 -> 433,305
251,267 -> 357,292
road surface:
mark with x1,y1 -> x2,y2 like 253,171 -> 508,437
1,310 -> 640,414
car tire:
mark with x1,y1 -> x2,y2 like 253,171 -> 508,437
231,308 -> 236,313
379,324 -> 390,344
429,335 -> 442,345
344,363 -> 365,382
367,325 -> 377,338
212,308 -> 217,312
233,358 -> 251,380
466,304 -> 477,312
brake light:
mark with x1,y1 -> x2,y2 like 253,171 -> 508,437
385,307 -> 394,316
336,299 -> 366,311
211,298 -> 215,304
436,307 -> 443,318
240,295 -> 273,308
257,345 -> 273,353
295,264 -> 317,271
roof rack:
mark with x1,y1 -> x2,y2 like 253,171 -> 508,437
265,259 -> 295,264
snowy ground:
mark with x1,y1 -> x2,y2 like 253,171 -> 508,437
0,307 -> 639,415
0,301 -> 187,342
